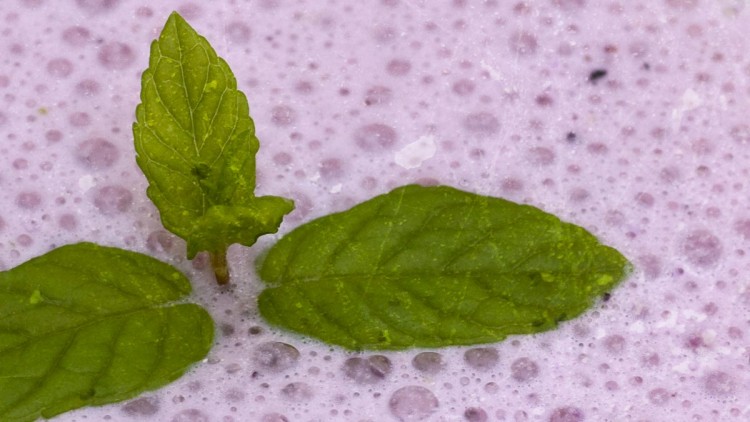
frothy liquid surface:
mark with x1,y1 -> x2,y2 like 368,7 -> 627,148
1,0 -> 748,420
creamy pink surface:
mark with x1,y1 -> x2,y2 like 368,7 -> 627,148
1,0 -> 749,421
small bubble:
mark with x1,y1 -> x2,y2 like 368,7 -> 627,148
691,138 -> 714,155
510,357 -> 539,381
21,0 -> 44,7
389,386 -> 439,422
17,234 -> 33,247
536,94 -> 555,107
219,323 -> 235,337
343,355 -> 392,384
361,176 -> 378,190
170,409 -> 209,422
225,22 -> 251,43
648,388 -> 670,405
373,25 -> 398,44
273,152 -> 292,166
730,124 -> 750,145
452,79 -> 475,96
76,0 -> 120,13
484,382 -> 499,393
728,326 -> 742,339
271,105 -> 296,126
569,187 -> 590,202
364,85 -> 393,106
501,178 -> 523,193
634,192 -> 654,207
253,342 -> 300,372
703,371 -> 736,397
464,407 -> 488,422
59,214 -> 78,230
412,352 -> 444,374
551,0 -> 586,9
508,31 -> 538,55
354,123 -> 398,151
10,43 -> 24,56
603,334 -> 625,355
62,26 -> 91,46
733,219 -> 750,239
135,6 -> 152,17
280,382 -> 314,401
97,42 -> 135,70
681,229 -> 722,267
92,185 -> 133,215
659,166 -> 680,183
637,254 -> 661,278
76,138 -> 119,170
464,347 -> 499,371
294,80 -> 314,94
13,158 -> 28,170
76,79 -> 101,96
47,58 -> 74,78
146,230 -> 175,253
261,413 -> 289,422
121,396 -> 159,416
386,59 -> 412,76
16,192 -> 42,209
548,406 -> 584,422
463,112 -> 500,136
702,302 -> 718,315
69,112 -> 91,127
225,363 -> 241,374
259,0 -> 280,9
665,0 -> 699,10
586,142 -> 608,155
319,158 -> 344,179
526,147 -> 555,165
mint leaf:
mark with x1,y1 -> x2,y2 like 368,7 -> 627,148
0,243 -> 214,421
258,185 -> 630,350
133,12 -> 293,284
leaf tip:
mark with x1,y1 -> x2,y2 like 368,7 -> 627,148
166,10 -> 186,25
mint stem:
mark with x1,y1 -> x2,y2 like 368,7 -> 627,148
210,250 -> 229,285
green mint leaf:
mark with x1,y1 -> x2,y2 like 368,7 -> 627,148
258,185 -> 630,350
133,12 -> 293,284
0,243 -> 214,421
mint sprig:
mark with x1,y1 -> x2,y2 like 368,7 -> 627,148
133,12 -> 294,284
258,185 -> 630,350
0,243 -> 213,421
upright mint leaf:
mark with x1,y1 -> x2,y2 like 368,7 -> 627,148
258,185 -> 630,350
0,243 -> 214,422
134,12 -> 293,284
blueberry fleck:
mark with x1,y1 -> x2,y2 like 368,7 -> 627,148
588,69 -> 607,83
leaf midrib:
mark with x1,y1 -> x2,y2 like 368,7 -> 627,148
0,303 -> 183,358
266,268 -> 618,286
0,305 -> 175,421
